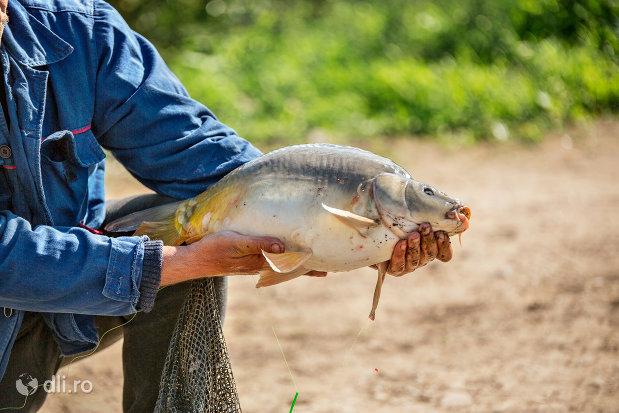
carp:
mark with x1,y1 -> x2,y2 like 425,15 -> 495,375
106,144 -> 471,319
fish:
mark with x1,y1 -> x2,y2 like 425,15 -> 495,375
106,144 -> 471,319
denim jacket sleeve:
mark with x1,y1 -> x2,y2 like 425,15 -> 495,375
91,1 -> 262,199
0,211 -> 147,315
0,2 -> 261,317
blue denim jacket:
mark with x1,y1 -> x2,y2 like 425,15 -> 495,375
0,0 -> 261,379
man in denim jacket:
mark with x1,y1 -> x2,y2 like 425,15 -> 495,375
0,0 -> 453,410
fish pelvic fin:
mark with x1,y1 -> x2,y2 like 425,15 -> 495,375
261,250 -> 312,273
256,267 -> 308,288
322,203 -> 378,237
369,261 -> 389,321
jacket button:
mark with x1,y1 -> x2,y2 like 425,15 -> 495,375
0,145 -> 11,159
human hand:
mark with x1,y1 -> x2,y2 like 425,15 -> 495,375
380,223 -> 453,277
161,231 -> 325,286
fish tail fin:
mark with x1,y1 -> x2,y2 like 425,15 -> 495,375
105,200 -> 184,246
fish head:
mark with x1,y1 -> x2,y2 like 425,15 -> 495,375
372,173 -> 471,238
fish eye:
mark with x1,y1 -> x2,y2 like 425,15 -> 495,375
423,187 -> 434,196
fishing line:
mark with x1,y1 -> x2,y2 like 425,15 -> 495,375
271,324 -> 298,392
247,274 -> 373,407
1,286 -> 168,411
323,318 -> 372,403
0,315 -> 137,411
68,313 -> 137,367
67,285 -> 168,370
338,319 -> 372,371
0,385 -> 41,411
251,278 -> 299,393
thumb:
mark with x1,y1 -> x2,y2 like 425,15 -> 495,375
236,235 -> 285,256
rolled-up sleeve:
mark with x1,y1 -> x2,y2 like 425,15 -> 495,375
0,211 -> 148,315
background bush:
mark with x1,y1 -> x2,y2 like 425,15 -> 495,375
109,0 -> 618,143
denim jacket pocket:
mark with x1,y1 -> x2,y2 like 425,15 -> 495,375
40,129 -> 106,226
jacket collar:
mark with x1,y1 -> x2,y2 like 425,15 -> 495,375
2,0 -> 73,67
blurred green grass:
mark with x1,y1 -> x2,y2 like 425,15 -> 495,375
111,0 -> 618,143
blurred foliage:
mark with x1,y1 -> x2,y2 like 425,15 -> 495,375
109,0 -> 618,143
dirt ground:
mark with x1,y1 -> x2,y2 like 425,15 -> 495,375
40,120 -> 618,412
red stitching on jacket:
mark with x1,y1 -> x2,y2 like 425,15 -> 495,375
72,125 -> 91,135
2,165 -> 16,170
78,222 -> 103,235
39,125 -> 92,141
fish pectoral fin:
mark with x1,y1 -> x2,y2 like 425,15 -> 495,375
256,267 -> 308,288
261,250 -> 313,273
322,203 -> 378,236
369,261 -> 389,321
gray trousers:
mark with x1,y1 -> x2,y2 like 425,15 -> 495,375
0,194 -> 228,412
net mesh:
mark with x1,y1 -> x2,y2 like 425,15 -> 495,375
155,278 -> 243,412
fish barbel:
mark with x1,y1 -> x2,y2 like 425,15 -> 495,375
106,144 -> 471,319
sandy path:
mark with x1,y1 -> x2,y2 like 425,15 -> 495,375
39,120 -> 619,412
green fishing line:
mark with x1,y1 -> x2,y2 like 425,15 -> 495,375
0,286 -> 169,410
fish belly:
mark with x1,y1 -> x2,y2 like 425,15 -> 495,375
213,178 -> 400,273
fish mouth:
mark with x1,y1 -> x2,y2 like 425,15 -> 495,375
445,205 -> 471,233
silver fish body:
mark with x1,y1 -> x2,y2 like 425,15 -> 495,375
209,144 -> 410,272
107,144 -> 471,318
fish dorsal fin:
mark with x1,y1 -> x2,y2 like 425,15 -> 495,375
322,203 -> 378,236
261,250 -> 313,273
256,267 -> 309,288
